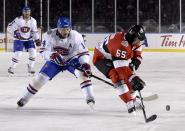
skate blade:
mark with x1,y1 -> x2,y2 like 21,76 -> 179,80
17,106 -> 22,109
88,102 -> 95,111
8,73 -> 14,77
135,105 -> 144,110
28,73 -> 35,77
131,111 -> 137,116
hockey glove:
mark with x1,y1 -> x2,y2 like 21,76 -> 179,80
81,63 -> 92,77
35,39 -> 41,46
130,76 -> 145,91
129,58 -> 141,71
14,30 -> 21,39
50,52 -> 65,66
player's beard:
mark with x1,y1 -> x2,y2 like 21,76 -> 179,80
57,30 -> 70,39
23,14 -> 31,20
61,33 -> 69,38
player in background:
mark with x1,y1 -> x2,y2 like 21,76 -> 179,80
17,17 -> 95,108
7,6 -> 41,75
93,25 -> 146,114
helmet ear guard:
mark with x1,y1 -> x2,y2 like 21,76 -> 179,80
125,25 -> 146,44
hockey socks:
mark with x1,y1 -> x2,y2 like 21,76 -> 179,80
17,84 -> 38,107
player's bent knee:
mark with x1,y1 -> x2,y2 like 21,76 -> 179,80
94,59 -> 114,77
14,51 -> 22,59
28,48 -> 37,58
108,69 -> 120,84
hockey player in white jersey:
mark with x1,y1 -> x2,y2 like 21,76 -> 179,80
17,17 -> 95,108
7,6 -> 41,74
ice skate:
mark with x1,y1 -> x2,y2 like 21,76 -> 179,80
17,98 -> 29,108
126,101 -> 136,115
86,98 -> 95,111
8,67 -> 14,75
27,64 -> 35,75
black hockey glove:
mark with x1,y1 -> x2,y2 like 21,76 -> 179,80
129,58 -> 141,71
81,63 -> 92,78
130,76 -> 145,91
35,39 -> 41,46
50,52 -> 65,66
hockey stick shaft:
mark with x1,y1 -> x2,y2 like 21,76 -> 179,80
139,90 -> 157,123
138,91 -> 148,122
133,67 -> 148,122
74,66 -> 115,87
91,74 -> 115,87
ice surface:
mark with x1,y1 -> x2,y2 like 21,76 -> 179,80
0,52 -> 185,131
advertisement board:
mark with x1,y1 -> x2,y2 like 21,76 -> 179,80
1,33 -> 185,52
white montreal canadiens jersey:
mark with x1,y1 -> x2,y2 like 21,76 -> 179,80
41,29 -> 89,61
7,16 -> 39,41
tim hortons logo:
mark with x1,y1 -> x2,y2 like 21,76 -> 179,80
161,35 -> 185,47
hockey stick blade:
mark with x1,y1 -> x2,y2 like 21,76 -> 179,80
146,114 -> 157,123
88,102 -> 95,111
143,94 -> 158,101
138,91 -> 157,123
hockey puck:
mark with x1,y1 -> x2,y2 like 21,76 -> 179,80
166,105 -> 170,111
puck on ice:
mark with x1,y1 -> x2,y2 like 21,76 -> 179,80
166,105 -> 170,111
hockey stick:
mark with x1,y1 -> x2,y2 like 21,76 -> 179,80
73,64 -> 157,122
73,66 -> 158,101
143,94 -> 158,101
92,68 -> 157,122
91,74 -> 115,87
92,73 -> 158,101
138,91 -> 157,123
132,66 -> 158,101
72,66 -> 116,87
132,67 -> 157,122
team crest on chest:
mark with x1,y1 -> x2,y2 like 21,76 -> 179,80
20,26 -> 30,33
121,40 -> 128,47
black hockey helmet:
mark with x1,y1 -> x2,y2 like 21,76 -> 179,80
125,25 -> 146,44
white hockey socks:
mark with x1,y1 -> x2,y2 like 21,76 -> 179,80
81,80 -> 94,101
